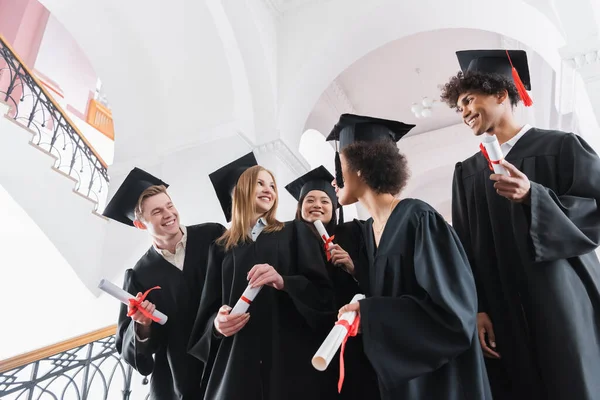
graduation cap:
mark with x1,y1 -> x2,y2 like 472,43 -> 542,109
325,113 -> 415,188
209,152 -> 258,222
102,167 -> 169,226
456,49 -> 533,107
285,166 -> 338,208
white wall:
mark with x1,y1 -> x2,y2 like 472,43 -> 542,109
0,183 -> 116,359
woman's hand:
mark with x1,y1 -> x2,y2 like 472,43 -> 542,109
247,264 -> 284,290
213,305 -> 250,337
329,244 -> 354,273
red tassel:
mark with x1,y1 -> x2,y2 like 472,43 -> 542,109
506,50 -> 533,107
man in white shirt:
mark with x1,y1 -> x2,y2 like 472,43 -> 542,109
103,168 -> 225,400
440,49 -> 600,400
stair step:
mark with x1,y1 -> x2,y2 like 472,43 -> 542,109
3,116 -> 36,139
51,166 -> 78,184
92,210 -> 109,221
29,142 -> 59,161
72,189 -> 98,206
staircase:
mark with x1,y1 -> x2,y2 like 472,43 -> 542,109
0,34 -> 116,293
0,101 -> 110,290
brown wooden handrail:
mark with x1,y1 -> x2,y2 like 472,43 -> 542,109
0,34 -> 108,169
0,324 -> 117,373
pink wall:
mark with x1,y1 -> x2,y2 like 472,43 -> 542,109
0,0 -> 49,116
0,0 -> 49,66
35,15 -> 98,116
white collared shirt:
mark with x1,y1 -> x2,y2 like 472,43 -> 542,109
153,225 -> 187,270
250,218 -> 267,242
496,124 -> 532,156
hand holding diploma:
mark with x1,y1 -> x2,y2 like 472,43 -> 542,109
129,292 -> 156,327
312,294 -> 365,393
98,279 -> 168,325
490,160 -> 532,204
247,263 -> 283,290
214,305 -> 250,337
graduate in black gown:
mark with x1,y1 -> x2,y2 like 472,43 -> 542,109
329,114 -> 492,400
188,154 -> 335,400
285,165 -> 380,399
103,168 -> 225,400
440,49 -> 600,400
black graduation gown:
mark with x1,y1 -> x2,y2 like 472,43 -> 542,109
318,220 -> 380,400
358,199 -> 491,400
115,223 -> 225,400
452,128 -> 600,400
188,220 -> 336,400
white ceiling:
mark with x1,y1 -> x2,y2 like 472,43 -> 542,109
305,28 -> 505,136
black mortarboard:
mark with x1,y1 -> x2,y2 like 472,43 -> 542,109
456,49 -> 532,106
325,113 -> 415,188
209,152 -> 258,222
102,167 -> 168,226
285,165 -> 339,209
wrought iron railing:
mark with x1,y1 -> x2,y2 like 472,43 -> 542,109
0,34 -> 109,209
0,325 -> 150,400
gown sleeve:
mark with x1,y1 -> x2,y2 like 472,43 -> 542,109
359,211 -> 477,392
115,269 -> 162,376
280,221 -> 336,331
452,163 -> 488,313
187,243 -> 224,363
529,133 -> 600,261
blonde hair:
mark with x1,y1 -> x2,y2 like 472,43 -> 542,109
134,185 -> 170,221
218,165 -> 284,250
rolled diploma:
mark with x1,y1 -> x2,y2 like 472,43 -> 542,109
98,279 -> 168,325
314,219 -> 333,253
481,135 -> 508,176
230,284 -> 263,315
312,293 -> 365,371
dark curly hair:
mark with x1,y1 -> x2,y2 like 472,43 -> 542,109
440,70 -> 520,109
342,140 -> 410,195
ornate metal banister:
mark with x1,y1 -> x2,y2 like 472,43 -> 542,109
0,34 -> 110,208
0,325 -> 150,399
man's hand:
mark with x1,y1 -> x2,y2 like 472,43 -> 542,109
214,305 -> 250,337
247,264 -> 284,290
129,292 -> 156,327
490,160 -> 531,203
477,312 -> 501,359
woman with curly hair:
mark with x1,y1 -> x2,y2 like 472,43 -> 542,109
441,49 -> 600,400
329,114 -> 491,400
188,153 -> 335,400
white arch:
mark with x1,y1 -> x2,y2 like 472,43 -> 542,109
277,0 -> 565,149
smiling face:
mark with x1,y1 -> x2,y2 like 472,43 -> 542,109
457,90 -> 507,136
254,169 -> 276,215
300,189 -> 333,224
136,192 -> 180,239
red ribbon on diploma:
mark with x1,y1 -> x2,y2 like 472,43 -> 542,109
479,143 -> 503,172
240,296 -> 252,305
322,234 -> 336,261
335,314 -> 360,393
127,286 -> 161,323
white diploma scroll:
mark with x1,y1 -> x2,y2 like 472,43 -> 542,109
98,279 -> 168,325
314,219 -> 333,255
312,293 -> 365,371
230,284 -> 263,315
481,135 -> 508,176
